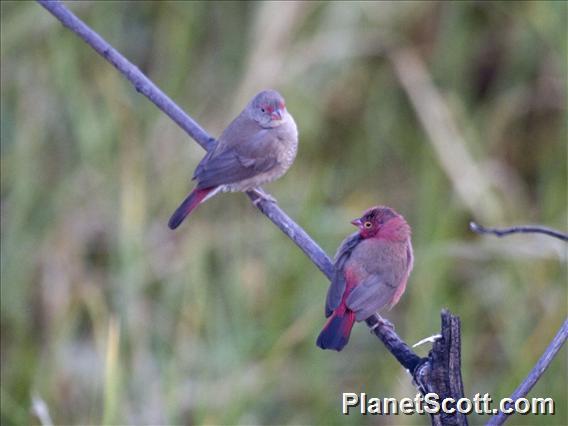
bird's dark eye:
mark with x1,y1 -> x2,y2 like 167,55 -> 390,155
261,108 -> 266,113
364,221 -> 372,229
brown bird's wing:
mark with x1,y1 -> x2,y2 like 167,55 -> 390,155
194,149 -> 278,188
345,239 -> 411,321
193,128 -> 279,189
345,274 -> 396,321
325,232 -> 362,317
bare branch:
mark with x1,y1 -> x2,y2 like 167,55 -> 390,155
246,191 -> 334,278
470,221 -> 568,242
365,315 -> 423,372
486,318 -> 568,426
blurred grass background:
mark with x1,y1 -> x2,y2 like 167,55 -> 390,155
1,1 -> 566,425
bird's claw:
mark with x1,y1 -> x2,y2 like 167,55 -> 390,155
252,188 -> 277,205
370,316 -> 395,334
379,317 -> 395,330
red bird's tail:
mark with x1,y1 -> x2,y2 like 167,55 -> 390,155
316,308 -> 356,351
168,187 -> 214,229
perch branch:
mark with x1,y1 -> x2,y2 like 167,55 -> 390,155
486,318 -> 568,426
37,0 -> 421,371
470,221 -> 568,242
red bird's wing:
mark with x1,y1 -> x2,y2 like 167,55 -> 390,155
325,232 -> 362,317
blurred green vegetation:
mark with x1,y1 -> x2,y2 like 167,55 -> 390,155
1,1 -> 566,425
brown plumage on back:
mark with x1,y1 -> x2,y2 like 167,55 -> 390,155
169,90 -> 298,229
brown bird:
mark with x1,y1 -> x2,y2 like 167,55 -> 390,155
169,90 -> 298,229
317,206 -> 414,351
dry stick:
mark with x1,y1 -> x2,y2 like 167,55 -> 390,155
470,222 -> 568,242
486,318 -> 568,426
37,0 -> 422,372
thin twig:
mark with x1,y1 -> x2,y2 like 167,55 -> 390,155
486,318 -> 568,426
37,0 -> 417,365
470,221 -> 568,242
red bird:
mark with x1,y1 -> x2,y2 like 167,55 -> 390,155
168,90 -> 298,229
317,206 -> 414,351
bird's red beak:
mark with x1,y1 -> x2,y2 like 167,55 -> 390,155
351,217 -> 363,228
271,109 -> 283,121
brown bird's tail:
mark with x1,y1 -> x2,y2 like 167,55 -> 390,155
316,308 -> 356,351
168,187 -> 214,229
